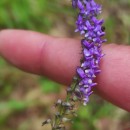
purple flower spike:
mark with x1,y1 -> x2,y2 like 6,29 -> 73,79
72,0 -> 106,105
43,1 -> 106,129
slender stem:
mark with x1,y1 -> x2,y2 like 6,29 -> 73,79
51,77 -> 78,130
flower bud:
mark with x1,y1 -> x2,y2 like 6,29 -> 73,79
42,119 -> 51,126
62,117 -> 71,123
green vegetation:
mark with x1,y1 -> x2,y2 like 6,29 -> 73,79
0,0 -> 130,130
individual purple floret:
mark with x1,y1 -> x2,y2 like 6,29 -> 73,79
72,0 -> 106,105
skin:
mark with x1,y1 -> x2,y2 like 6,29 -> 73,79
0,29 -> 130,112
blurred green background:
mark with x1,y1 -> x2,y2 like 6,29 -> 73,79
0,0 -> 130,130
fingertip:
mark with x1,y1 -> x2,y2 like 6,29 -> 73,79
0,29 -> 53,73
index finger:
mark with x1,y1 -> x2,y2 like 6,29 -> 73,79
0,29 -> 130,112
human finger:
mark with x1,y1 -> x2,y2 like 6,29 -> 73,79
0,29 -> 130,111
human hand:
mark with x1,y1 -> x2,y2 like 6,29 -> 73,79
0,29 -> 130,112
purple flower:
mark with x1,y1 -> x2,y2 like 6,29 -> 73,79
72,0 -> 106,105
43,1 -> 106,129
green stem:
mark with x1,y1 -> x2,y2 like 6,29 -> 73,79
51,76 -> 79,130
